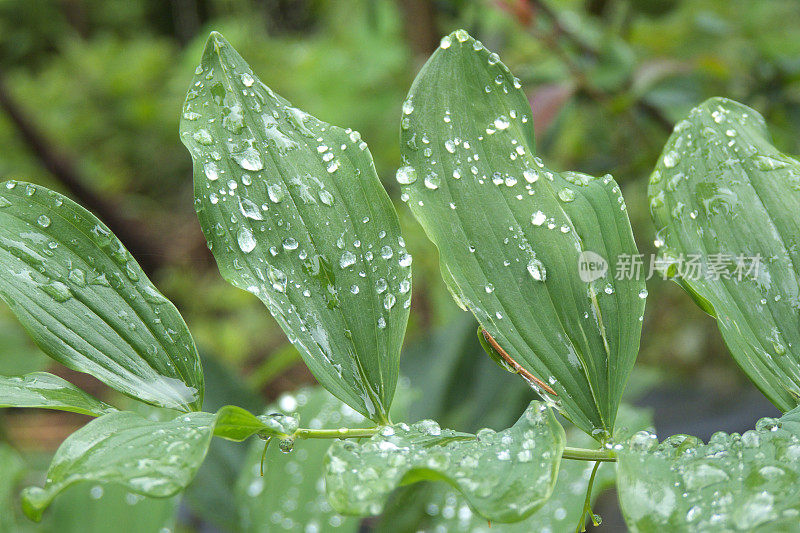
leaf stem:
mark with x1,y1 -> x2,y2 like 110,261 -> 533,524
562,446 -> 616,462
293,427 -> 379,440
575,461 -> 602,533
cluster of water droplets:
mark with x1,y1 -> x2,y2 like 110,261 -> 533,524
325,401 -> 561,519
619,413 -> 800,530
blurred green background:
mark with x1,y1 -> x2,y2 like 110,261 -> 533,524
1,0 -> 797,531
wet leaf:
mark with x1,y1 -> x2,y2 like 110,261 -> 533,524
617,407 -> 800,531
237,387 -> 362,533
0,372 -> 115,417
180,32 -> 410,423
648,97 -> 800,411
398,30 -> 645,437
20,404 -> 291,521
325,401 -> 565,523
0,181 -> 203,412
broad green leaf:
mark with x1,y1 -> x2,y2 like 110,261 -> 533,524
0,181 -> 203,412
376,403 -> 653,532
398,30 -> 645,437
20,405 -> 292,521
0,372 -> 115,416
180,32 -> 411,423
617,407 -> 800,531
41,483 -> 180,533
648,97 -> 800,412
237,387 -> 362,533
325,401 -> 565,523
0,443 -> 26,533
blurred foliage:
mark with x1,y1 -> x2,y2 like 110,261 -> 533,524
2,0 -> 800,530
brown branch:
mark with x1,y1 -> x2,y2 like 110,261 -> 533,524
482,329 -> 557,395
0,73 -> 160,274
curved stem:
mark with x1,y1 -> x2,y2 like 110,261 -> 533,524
562,446 -> 616,462
575,460 -> 602,533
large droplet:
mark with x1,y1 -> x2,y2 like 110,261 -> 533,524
237,228 -> 256,253
527,258 -> 546,281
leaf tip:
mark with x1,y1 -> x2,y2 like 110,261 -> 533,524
20,486 -> 50,522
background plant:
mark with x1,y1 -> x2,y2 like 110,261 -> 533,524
2,1 -> 800,531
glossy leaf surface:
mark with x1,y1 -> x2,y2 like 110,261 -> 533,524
21,405 -> 291,521
325,401 -> 565,523
0,372 -> 115,416
398,30 -> 645,436
0,181 -> 203,411
180,32 -> 411,423
617,407 -> 800,531
648,97 -> 800,411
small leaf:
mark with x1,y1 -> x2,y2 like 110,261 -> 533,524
0,443 -> 26,532
398,30 -> 645,437
0,372 -> 115,417
20,404 -> 287,521
648,97 -> 800,411
180,32 -> 411,423
617,407 -> 800,531
0,181 -> 203,412
325,401 -> 565,523
236,387 -> 363,533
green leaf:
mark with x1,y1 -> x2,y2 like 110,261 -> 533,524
0,372 -> 115,416
0,443 -> 26,532
0,181 -> 203,412
648,97 -> 800,412
398,30 -> 645,437
180,31 -> 411,423
41,483 -> 180,533
617,407 -> 800,531
237,387 -> 362,533
375,403 -> 653,532
20,404 -> 291,521
325,400 -> 565,523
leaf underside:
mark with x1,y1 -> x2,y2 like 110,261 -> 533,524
617,407 -> 800,531
398,30 -> 645,437
180,32 -> 411,423
0,181 -> 203,411
325,401 -> 565,523
0,372 -> 115,417
648,97 -> 800,412
21,405 -> 293,521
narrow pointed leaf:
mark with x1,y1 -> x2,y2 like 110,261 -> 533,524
0,181 -> 203,411
325,401 -> 565,523
398,30 -> 645,436
617,407 -> 800,531
180,32 -> 411,423
20,405 -> 290,521
0,372 -> 115,416
648,97 -> 800,411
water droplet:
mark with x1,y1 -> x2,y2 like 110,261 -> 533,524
340,251 -> 356,269
37,215 -> 51,228
232,147 -> 264,171
663,150 -> 680,168
558,188 -> 575,202
440,36 -> 452,49
424,173 -> 440,190
237,228 -> 256,253
396,166 -> 417,185
204,161 -> 220,181
527,258 -> 546,281
240,72 -> 255,87
531,211 -> 546,226
494,115 -> 510,130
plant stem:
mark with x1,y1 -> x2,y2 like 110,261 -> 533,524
575,461 -> 603,533
293,427 -> 379,440
562,446 -> 616,462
